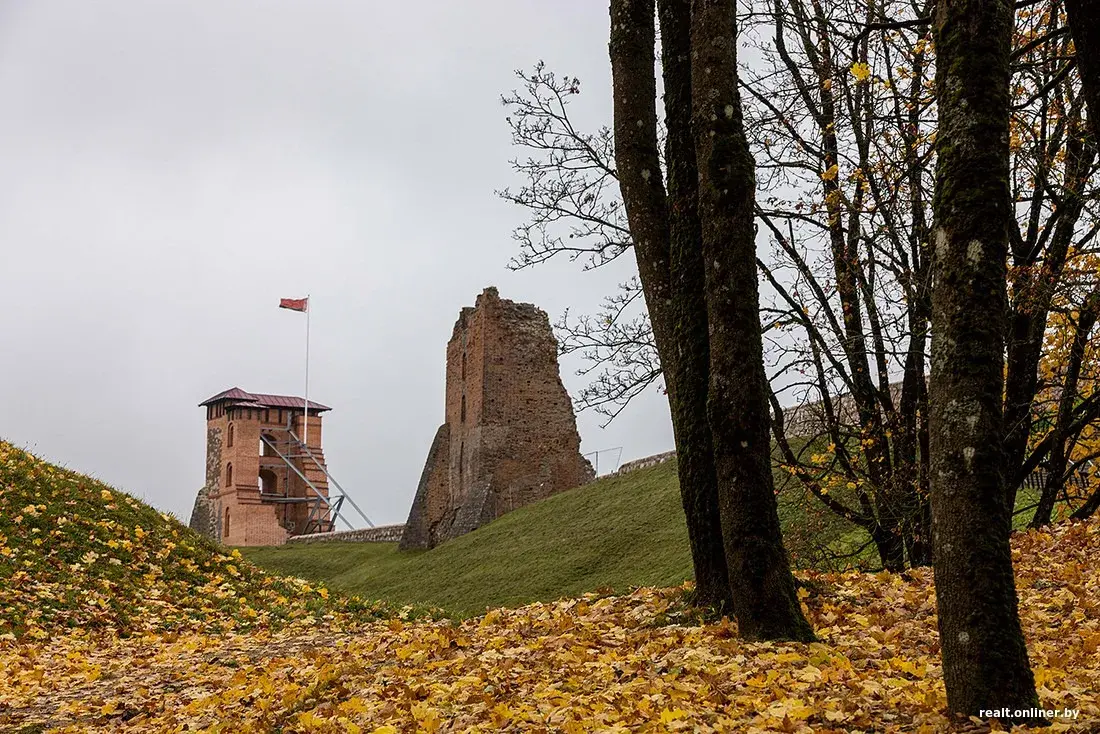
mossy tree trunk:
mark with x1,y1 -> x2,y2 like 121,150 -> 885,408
689,0 -> 815,642
929,0 -> 1041,721
656,0 -> 733,614
608,0 -> 732,612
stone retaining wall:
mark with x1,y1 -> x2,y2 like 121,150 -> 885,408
287,523 -> 406,544
615,450 -> 677,475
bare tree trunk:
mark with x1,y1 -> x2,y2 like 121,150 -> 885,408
608,0 -> 732,612
690,0 -> 815,642
1004,131 -> 1094,510
1065,0 -> 1100,144
871,527 -> 907,571
1072,488 -> 1100,519
929,0 -> 1041,721
1031,288 -> 1099,528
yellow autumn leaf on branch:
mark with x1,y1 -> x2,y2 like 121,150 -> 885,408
850,61 -> 872,82
821,164 -> 839,181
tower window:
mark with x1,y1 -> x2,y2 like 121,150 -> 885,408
224,507 -> 230,537
226,462 -> 233,488
462,350 -> 467,379
259,469 -> 277,494
461,395 -> 466,423
227,423 -> 234,448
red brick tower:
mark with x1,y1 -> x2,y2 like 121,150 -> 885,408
189,388 -> 336,546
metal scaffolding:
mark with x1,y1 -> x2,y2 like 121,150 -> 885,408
258,421 -> 374,534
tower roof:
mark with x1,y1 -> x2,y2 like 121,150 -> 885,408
199,387 -> 331,413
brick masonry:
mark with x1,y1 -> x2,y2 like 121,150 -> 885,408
287,524 -> 406,544
400,287 -> 595,549
189,392 -> 335,546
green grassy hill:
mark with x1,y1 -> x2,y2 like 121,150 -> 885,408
242,457 -> 871,616
242,461 -> 695,616
243,452 -> 1053,617
0,440 -> 388,639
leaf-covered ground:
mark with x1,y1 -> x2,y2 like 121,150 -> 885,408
1,440 -> 1097,731
0,440 -> 391,639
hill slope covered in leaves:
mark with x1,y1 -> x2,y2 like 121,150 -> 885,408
1,440 -> 1098,731
0,440 -> 389,639
2,519 -> 1098,731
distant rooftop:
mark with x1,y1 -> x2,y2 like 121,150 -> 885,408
199,387 -> 331,413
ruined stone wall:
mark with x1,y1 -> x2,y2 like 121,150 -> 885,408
188,425 -> 223,540
401,287 -> 594,549
288,524 -> 407,544
615,450 -> 678,475
782,381 -> 908,437
476,293 -> 593,521
398,424 -> 451,550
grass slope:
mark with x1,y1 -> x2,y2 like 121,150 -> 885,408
0,440 -> 387,639
243,461 -> 693,616
245,464 -> 690,616
244,456 -> 1050,617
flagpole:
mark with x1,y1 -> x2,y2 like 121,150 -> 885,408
304,294 -> 311,449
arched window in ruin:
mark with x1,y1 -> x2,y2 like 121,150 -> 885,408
224,507 -> 230,537
227,423 -> 234,448
461,395 -> 466,423
259,469 -> 277,495
461,350 -> 467,380
225,462 -> 233,488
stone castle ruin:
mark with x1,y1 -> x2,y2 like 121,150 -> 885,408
191,288 -> 591,549
400,287 -> 594,549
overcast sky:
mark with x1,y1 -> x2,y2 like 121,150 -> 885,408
0,1 -> 675,526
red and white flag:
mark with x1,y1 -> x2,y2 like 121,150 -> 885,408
279,297 -> 308,312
